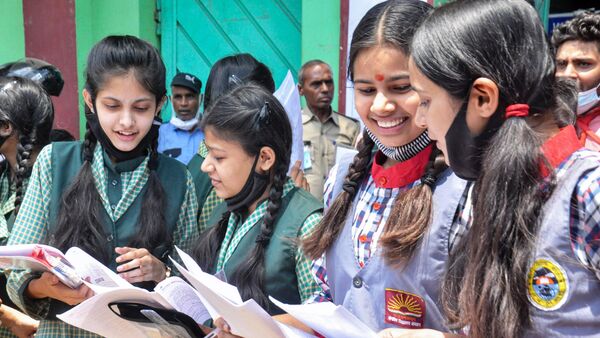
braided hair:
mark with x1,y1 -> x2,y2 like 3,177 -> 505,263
303,0 -> 444,264
0,77 -> 53,212
51,35 -> 169,263
195,84 -> 292,310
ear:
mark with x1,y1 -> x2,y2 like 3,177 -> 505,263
257,146 -> 276,173
82,89 -> 94,112
297,83 -> 304,96
0,122 -> 13,138
465,77 -> 499,135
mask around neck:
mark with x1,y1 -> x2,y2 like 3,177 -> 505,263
577,83 -> 600,115
225,155 -> 270,212
444,98 -> 504,181
170,115 -> 199,131
169,101 -> 201,130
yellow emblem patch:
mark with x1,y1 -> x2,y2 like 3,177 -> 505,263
527,258 -> 568,311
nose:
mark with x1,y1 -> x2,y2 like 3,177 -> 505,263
200,156 -> 213,173
414,106 -> 428,129
320,81 -> 330,93
370,92 -> 395,114
119,109 -> 134,128
181,96 -> 189,106
561,63 -> 578,80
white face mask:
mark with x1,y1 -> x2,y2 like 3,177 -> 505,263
577,83 -> 600,115
169,101 -> 201,131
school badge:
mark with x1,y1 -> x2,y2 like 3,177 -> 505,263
384,289 -> 425,329
527,258 -> 569,311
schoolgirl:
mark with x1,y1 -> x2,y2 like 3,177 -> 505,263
407,0 -> 600,337
0,77 -> 53,337
188,53 -> 277,232
261,0 -> 468,334
6,35 -> 199,337
194,83 -> 322,314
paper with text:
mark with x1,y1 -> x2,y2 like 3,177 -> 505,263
270,297 -> 378,338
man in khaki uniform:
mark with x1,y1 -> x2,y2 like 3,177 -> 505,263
298,60 -> 360,200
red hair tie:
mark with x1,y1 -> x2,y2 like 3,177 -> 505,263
505,104 -> 529,119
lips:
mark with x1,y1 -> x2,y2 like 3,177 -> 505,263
375,117 -> 408,128
115,130 -> 138,142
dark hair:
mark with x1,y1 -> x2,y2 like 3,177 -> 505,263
195,83 -> 291,310
552,11 -> 600,52
0,77 -> 53,211
303,0 -> 440,266
51,35 -> 169,263
203,53 -> 275,110
49,128 -> 76,142
298,59 -> 331,85
411,1 -> 563,337
0,57 -> 64,96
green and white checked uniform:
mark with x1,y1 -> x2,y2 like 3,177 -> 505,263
215,179 -> 322,302
6,144 -> 199,337
196,141 -> 221,232
0,168 -> 14,246
0,169 -> 19,338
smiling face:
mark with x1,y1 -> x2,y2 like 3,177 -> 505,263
85,71 -> 158,152
352,46 -> 424,148
200,127 -> 257,199
409,58 -> 463,162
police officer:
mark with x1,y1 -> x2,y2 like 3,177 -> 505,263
298,60 -> 360,200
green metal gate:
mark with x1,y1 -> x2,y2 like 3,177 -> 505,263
159,0 -> 301,117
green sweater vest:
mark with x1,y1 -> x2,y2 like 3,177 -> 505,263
45,142 -> 189,317
207,187 -> 322,315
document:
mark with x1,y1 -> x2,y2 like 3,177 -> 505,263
0,244 -> 130,291
270,297 -> 378,338
58,276 -> 211,338
172,246 -> 315,338
274,70 -> 304,175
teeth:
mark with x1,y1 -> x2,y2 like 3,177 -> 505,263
118,131 -> 135,136
377,118 -> 406,128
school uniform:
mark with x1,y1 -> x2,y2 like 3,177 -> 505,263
0,166 -> 22,338
311,146 -> 468,332
576,105 -> 600,151
5,142 -> 199,337
206,179 -> 323,315
452,126 -> 600,336
188,141 -> 221,232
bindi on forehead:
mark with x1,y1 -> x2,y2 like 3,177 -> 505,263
374,74 -> 385,82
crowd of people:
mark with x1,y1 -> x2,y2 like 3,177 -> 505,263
0,0 -> 598,337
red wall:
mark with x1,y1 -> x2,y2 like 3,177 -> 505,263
23,0 -> 79,139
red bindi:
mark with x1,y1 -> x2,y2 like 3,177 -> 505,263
374,74 -> 384,81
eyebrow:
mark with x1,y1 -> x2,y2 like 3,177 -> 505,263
102,96 -> 153,103
353,74 -> 409,84
205,143 -> 225,153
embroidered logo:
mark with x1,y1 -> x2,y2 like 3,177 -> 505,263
527,258 -> 569,311
384,289 -> 425,329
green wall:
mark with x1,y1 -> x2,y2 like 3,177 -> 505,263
75,0 -> 159,138
0,0 -> 25,64
301,0 -> 341,111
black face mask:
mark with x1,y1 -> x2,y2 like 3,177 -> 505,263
86,111 -> 161,162
445,98 -> 504,181
225,155 -> 270,212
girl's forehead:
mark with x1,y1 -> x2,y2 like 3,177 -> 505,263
96,73 -> 154,102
